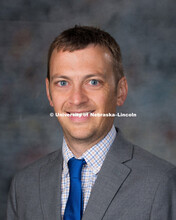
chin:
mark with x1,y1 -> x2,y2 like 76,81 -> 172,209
66,128 -> 95,141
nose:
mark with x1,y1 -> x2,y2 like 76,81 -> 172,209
69,85 -> 89,106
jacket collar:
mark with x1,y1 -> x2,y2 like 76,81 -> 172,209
82,128 -> 133,220
39,149 -> 63,220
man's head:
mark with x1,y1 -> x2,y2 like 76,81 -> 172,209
46,25 -> 128,155
47,25 -> 124,85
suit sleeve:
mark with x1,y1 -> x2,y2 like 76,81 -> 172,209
6,177 -> 18,220
150,167 -> 176,220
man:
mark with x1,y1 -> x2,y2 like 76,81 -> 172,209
7,26 -> 176,220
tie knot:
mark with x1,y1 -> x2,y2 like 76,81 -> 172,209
68,157 -> 86,179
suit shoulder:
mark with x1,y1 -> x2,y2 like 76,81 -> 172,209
115,129 -> 175,173
14,149 -> 62,180
131,144 -> 176,176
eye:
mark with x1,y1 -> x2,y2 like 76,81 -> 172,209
58,80 -> 68,87
89,79 -> 99,86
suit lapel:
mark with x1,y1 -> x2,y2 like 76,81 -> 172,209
82,129 -> 133,220
39,149 -> 63,220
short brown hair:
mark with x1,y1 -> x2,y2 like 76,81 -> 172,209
47,25 -> 124,83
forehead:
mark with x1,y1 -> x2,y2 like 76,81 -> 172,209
50,44 -> 113,74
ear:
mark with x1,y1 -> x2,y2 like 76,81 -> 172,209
45,78 -> 54,107
116,76 -> 128,106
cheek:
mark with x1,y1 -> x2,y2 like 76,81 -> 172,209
103,95 -> 117,112
91,93 -> 105,105
92,94 -> 114,110
95,88 -> 116,103
51,93 -> 65,109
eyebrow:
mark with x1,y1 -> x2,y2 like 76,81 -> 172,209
51,73 -> 106,81
51,75 -> 70,81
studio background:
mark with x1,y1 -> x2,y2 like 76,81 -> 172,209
0,0 -> 176,219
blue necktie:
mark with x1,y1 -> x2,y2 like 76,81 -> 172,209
64,157 -> 86,220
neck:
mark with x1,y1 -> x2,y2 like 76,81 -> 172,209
64,129 -> 111,158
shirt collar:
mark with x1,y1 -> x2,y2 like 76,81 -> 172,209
62,125 -> 116,176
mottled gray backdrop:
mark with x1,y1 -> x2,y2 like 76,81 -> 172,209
0,0 -> 176,219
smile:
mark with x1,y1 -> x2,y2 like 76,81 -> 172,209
66,111 -> 95,121
67,111 -> 94,115
70,112 -> 92,117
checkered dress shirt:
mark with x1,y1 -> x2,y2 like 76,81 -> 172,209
61,125 -> 116,217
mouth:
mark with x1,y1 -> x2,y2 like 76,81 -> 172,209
66,110 -> 94,117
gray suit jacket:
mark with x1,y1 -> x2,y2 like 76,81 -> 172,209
7,129 -> 176,220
